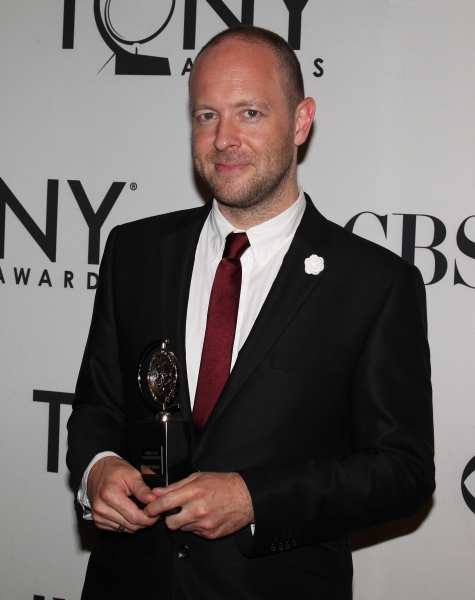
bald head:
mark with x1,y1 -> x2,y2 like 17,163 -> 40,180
189,25 -> 305,114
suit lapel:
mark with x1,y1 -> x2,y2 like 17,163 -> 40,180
198,197 -> 333,439
158,203 -> 211,426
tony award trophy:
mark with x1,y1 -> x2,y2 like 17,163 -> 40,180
137,340 -> 191,489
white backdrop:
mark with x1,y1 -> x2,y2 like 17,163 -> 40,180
1,1 -> 475,598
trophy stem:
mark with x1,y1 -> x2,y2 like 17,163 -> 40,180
157,411 -> 172,422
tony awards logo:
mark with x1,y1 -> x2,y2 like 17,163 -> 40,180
94,0 -> 176,75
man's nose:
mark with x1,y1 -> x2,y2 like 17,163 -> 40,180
214,116 -> 241,151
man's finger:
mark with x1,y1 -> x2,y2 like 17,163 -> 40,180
92,493 -> 158,530
151,472 -> 202,497
92,513 -> 134,533
144,483 -> 196,518
94,513 -> 144,534
102,491 -> 159,528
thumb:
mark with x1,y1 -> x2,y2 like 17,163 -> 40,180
129,476 -> 157,504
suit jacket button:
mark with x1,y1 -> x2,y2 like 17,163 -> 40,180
270,544 -> 276,552
176,545 -> 190,559
285,542 -> 291,550
277,543 -> 284,551
291,540 -> 298,547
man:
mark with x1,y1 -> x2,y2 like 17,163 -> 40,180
67,25 -> 435,600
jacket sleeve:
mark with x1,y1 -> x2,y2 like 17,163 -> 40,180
237,264 -> 435,558
66,227 -> 127,503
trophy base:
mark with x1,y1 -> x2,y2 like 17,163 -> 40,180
136,419 -> 191,488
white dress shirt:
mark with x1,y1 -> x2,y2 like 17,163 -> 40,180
78,188 -> 307,516
186,189 -> 306,406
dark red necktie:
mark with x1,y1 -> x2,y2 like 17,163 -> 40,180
193,232 -> 250,435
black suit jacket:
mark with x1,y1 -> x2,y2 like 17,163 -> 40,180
67,196 -> 435,600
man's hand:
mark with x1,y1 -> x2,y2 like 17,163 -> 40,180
144,472 -> 254,539
87,456 -> 159,533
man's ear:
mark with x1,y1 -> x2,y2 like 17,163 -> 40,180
294,97 -> 316,147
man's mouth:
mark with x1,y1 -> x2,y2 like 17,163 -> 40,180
214,163 -> 249,175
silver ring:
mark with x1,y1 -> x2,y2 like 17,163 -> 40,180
117,524 -> 125,533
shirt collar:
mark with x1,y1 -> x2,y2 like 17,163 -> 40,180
208,186 -> 306,268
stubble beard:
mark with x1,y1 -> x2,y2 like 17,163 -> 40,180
192,133 -> 296,214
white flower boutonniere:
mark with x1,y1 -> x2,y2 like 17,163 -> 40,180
304,254 -> 324,275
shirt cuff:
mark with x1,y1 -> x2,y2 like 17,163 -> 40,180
77,451 -> 121,520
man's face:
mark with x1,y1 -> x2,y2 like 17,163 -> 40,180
190,39 -> 297,210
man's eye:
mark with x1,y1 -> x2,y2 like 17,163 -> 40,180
198,113 -> 215,122
243,109 -> 259,119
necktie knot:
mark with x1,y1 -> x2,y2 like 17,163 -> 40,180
223,232 -> 250,260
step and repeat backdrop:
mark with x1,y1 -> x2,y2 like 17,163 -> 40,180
1,1 -> 475,598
